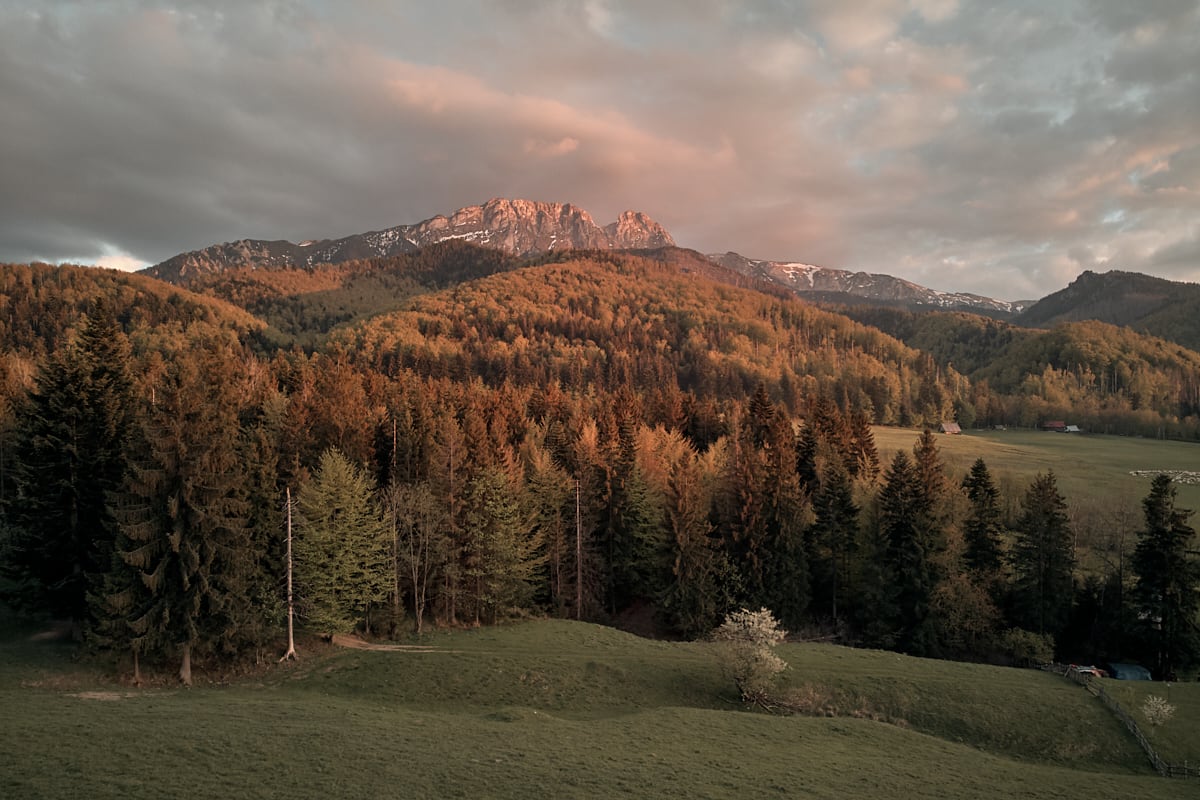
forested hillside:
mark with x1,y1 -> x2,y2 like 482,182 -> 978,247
188,241 -> 524,346
1016,269 -> 1200,351
837,305 -> 1200,437
0,252 -> 1197,686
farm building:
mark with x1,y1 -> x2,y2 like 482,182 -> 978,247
1042,420 -> 1067,432
940,422 -> 962,435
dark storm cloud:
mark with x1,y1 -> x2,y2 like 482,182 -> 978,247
0,1 -> 1196,299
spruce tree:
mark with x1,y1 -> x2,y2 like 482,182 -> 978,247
3,300 -> 135,639
961,458 -> 1005,580
1010,471 -> 1075,641
662,450 -> 736,637
1131,474 -> 1200,678
874,451 -> 940,655
608,414 -> 668,612
522,436 -> 572,612
295,447 -> 390,635
461,466 -> 543,623
759,413 -> 810,628
807,462 -> 859,623
110,344 -> 254,684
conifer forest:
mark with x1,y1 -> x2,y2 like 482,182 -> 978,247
1,249 -> 1197,684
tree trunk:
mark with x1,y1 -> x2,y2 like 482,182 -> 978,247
179,642 -> 192,686
131,647 -> 142,687
280,487 -> 298,661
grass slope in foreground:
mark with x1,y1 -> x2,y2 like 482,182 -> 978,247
1,618 -> 1193,799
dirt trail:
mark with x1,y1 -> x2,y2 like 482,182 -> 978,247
330,633 -> 451,653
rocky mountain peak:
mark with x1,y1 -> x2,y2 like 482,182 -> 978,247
143,199 -> 676,284
605,210 -> 675,249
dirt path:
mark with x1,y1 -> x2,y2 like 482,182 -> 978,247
330,633 -> 452,653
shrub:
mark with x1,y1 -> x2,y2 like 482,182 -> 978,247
998,627 -> 1055,667
1140,695 -> 1176,730
712,608 -> 788,704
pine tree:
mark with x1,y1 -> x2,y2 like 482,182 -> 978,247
717,405 -> 768,608
3,300 -> 135,639
847,410 -> 880,481
1010,471 -> 1075,640
295,448 -> 390,635
1130,474 -> 1200,679
912,429 -> 947,510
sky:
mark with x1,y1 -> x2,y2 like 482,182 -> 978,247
1,1 -> 1197,301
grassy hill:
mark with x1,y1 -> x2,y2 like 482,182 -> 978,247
1,617 -> 1194,799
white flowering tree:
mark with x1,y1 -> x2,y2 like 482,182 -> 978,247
1141,695 -> 1176,733
713,607 -> 788,705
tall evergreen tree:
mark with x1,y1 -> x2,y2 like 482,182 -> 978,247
295,448 -> 390,635
961,458 -> 1005,580
109,344 -> 255,684
522,434 -> 573,612
461,466 -> 543,624
1130,474 -> 1200,679
759,413 -> 810,628
847,410 -> 880,481
3,300 -> 135,639
912,429 -> 947,510
608,414 -> 669,612
661,449 -> 736,637
807,462 -> 859,623
1010,471 -> 1075,640
873,451 -> 940,655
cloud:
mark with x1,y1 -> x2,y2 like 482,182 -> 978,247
0,0 -> 1196,299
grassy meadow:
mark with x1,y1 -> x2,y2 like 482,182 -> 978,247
2,616 -> 1197,799
873,426 -> 1200,512
875,426 -> 1200,574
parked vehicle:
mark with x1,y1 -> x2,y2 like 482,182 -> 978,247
1104,662 -> 1152,681
1068,664 -> 1108,678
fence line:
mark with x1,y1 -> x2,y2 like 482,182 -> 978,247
1049,665 -> 1199,779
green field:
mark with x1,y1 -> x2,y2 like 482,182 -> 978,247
874,426 -> 1200,518
2,617 -> 1197,799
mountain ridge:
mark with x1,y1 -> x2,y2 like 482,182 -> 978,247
707,251 -> 1029,317
1014,269 -> 1200,352
143,198 -> 674,284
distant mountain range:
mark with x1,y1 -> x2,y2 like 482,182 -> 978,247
142,198 -> 1199,348
706,252 -> 1031,317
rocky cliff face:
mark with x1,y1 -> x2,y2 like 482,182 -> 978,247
144,198 -> 675,284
